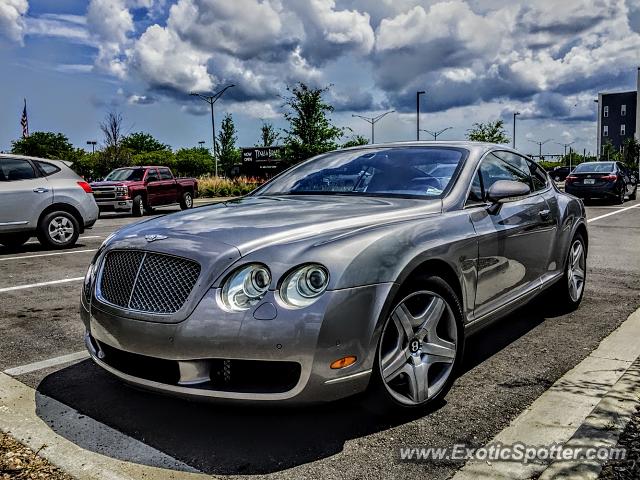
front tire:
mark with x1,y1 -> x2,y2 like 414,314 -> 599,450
36,211 -> 79,249
0,233 -> 31,249
132,195 -> 145,217
365,275 -> 464,415
180,191 -> 194,210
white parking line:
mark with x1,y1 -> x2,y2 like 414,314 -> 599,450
587,203 -> 640,223
0,277 -> 83,293
25,234 -> 102,246
4,351 -> 89,376
0,249 -> 96,262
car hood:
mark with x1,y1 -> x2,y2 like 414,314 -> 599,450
91,180 -> 138,187
114,195 -> 442,256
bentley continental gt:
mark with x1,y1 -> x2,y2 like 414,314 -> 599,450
80,142 -> 587,411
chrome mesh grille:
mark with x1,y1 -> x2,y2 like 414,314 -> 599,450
99,250 -> 200,314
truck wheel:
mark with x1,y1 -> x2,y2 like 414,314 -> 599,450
180,191 -> 194,210
36,211 -> 79,249
0,233 -> 31,249
132,195 -> 145,217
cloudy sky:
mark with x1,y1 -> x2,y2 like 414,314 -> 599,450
1,0 -> 639,156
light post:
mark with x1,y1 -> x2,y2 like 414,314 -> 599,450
86,141 -> 97,154
420,127 -> 452,140
416,91 -> 426,140
197,140 -> 206,149
190,84 -> 236,177
554,141 -> 575,166
527,138 -> 552,160
512,112 -> 520,149
352,110 -> 395,144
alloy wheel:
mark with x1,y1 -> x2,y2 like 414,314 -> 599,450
567,240 -> 586,302
48,216 -> 74,245
379,291 -> 457,406
185,194 -> 193,208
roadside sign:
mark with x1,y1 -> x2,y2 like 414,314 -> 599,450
241,147 -> 284,178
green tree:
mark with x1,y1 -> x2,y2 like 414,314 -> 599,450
601,139 -> 618,161
175,147 -> 214,177
217,113 -> 240,176
282,83 -> 344,164
122,132 -> 169,154
10,131 -> 75,159
622,137 -> 640,169
131,150 -> 176,170
341,135 -> 369,148
257,121 -> 280,147
466,120 -> 510,143
98,112 -> 131,174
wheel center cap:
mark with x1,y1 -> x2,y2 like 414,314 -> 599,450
409,338 -> 421,354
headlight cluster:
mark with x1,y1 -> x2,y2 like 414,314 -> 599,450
220,263 -> 329,311
115,185 -> 128,197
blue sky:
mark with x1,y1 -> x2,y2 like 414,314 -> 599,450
1,0 -> 639,156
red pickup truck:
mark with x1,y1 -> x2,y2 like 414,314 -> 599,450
90,166 -> 198,216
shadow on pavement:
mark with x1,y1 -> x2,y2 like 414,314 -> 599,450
36,302 -> 553,475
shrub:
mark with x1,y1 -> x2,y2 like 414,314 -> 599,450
197,176 -> 263,198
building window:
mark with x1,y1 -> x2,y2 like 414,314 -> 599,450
621,124 -> 626,136
603,125 -> 609,136
603,106 -> 609,117
621,104 -> 627,116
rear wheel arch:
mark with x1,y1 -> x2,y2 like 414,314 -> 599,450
38,203 -> 84,233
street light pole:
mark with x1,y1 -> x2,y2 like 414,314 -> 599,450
527,139 -> 552,160
190,84 -> 236,177
416,91 -> 426,141
86,141 -> 97,154
352,110 -> 395,144
420,127 -> 452,140
512,112 -> 520,149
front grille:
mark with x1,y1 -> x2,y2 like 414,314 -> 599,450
92,187 -> 116,200
99,250 -> 200,314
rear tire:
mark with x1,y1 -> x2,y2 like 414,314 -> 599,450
630,187 -> 637,201
36,211 -> 79,249
132,195 -> 145,217
364,275 -> 464,416
0,233 -> 31,249
548,233 -> 586,313
180,191 -> 194,210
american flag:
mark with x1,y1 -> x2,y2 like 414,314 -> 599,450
21,99 -> 29,138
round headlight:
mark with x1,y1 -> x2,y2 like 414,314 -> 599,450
221,264 -> 271,311
280,264 -> 329,308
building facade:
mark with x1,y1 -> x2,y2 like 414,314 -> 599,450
597,67 -> 640,156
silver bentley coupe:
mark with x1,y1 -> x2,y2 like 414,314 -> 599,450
80,142 -> 587,411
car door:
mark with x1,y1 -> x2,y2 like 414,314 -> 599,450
144,168 -> 162,206
158,167 -> 178,205
0,157 -> 53,232
468,152 -> 556,319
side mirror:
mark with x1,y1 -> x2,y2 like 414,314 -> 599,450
486,180 -> 530,203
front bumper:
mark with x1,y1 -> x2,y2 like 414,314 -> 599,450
96,199 -> 133,212
81,283 -> 395,404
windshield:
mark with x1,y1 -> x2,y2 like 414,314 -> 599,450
573,162 -> 614,174
104,168 -> 145,181
254,147 -> 466,198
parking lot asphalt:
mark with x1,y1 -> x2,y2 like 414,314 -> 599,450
1,198 -> 639,479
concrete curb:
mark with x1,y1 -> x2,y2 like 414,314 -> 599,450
453,307 -> 640,480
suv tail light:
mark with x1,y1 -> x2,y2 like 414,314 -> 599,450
77,181 -> 93,193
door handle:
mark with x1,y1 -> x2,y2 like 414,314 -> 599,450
33,187 -> 49,193
539,209 -> 551,220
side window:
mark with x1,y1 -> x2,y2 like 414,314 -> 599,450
466,170 -> 485,205
490,152 -> 533,188
34,161 -> 61,177
146,169 -> 159,182
0,158 -> 36,181
478,154 -> 531,192
159,168 -> 173,180
528,160 -> 548,191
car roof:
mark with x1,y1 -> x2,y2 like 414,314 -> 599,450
0,153 -> 73,168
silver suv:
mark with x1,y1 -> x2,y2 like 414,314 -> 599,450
0,154 -> 99,249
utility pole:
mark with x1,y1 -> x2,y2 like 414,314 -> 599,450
527,138 -> 552,160
554,141 -> 575,165
352,110 -> 395,144
86,140 -> 97,154
198,140 -> 206,149
190,84 -> 235,177
416,91 -> 426,140
420,127 -> 452,140
512,112 -> 520,149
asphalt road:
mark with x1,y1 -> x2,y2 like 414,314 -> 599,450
1,198 -> 639,479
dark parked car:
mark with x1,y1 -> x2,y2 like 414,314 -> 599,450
565,161 -> 637,204
91,166 -> 198,216
550,166 -> 572,182
81,142 -> 587,412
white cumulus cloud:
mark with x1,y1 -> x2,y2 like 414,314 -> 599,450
0,0 -> 28,44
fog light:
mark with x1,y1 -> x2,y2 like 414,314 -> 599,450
330,356 -> 357,369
